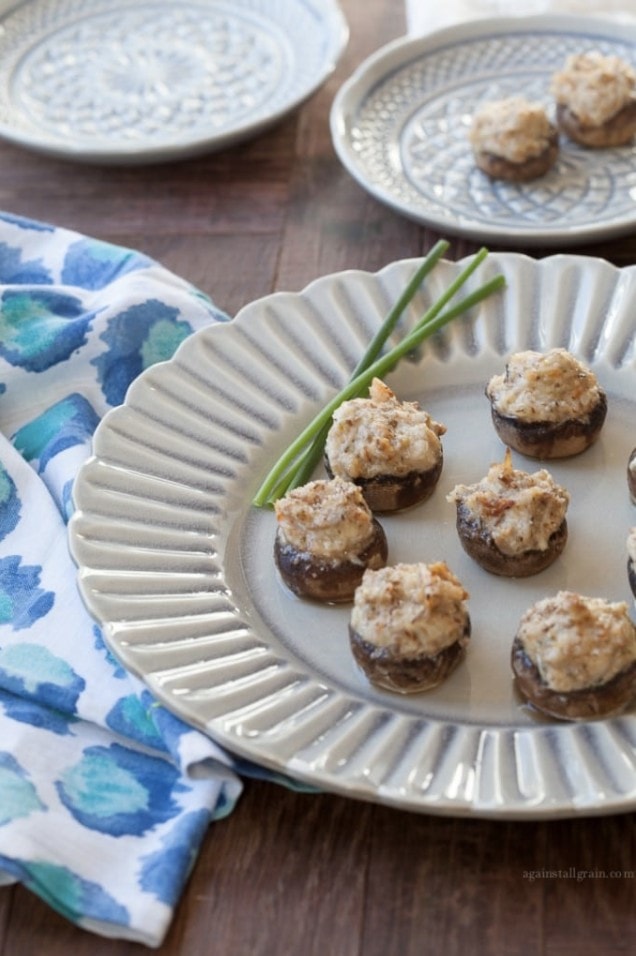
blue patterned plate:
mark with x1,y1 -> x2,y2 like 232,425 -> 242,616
0,0 -> 348,164
330,14 -> 636,247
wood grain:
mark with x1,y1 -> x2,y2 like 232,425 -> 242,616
1,1 -> 635,953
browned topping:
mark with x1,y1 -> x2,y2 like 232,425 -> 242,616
551,51 -> 636,126
274,476 -> 376,560
326,377 -> 445,480
351,561 -> 469,656
517,591 -> 636,693
486,348 -> 602,423
447,449 -> 569,556
469,97 -> 556,163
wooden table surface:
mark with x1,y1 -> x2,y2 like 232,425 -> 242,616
1,1 -> 635,953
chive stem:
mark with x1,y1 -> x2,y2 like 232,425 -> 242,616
351,238 -> 449,376
282,269 -> 487,496
252,253 -> 505,508
279,241 -> 451,495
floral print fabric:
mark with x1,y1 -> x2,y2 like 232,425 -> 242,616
0,212 -> 244,946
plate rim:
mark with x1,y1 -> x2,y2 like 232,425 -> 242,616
330,13 -> 636,247
69,250 -> 636,820
0,0 -> 349,164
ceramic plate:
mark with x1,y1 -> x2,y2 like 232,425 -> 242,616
69,252 -> 636,819
0,0 -> 348,164
330,14 -> 636,247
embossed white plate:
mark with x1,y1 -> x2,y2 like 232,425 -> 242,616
330,14 -> 636,246
0,0 -> 348,164
69,253 -> 636,819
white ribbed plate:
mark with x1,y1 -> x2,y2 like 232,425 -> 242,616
69,253 -> 636,819
0,0 -> 348,164
330,14 -> 636,247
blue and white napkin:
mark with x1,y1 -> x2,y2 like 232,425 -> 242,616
0,212 -> 247,946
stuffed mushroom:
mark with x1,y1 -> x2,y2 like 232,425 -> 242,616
324,378 -> 445,513
551,51 -> 636,148
485,348 -> 607,459
447,448 -> 569,577
349,561 -> 470,694
468,96 -> 559,182
511,590 -> 636,721
274,476 -> 387,603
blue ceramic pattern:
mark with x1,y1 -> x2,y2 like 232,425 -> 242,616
0,213 -> 248,947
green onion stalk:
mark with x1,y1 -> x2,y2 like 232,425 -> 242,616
252,246 -> 505,508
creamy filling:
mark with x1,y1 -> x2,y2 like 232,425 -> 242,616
517,590 -> 636,693
350,561 -> 469,657
275,476 -> 375,561
486,348 -> 602,423
469,96 -> 555,163
326,378 -> 445,480
447,450 -> 569,555
551,51 -> 636,126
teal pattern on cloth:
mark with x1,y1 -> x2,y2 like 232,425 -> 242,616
0,212 -> 247,947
